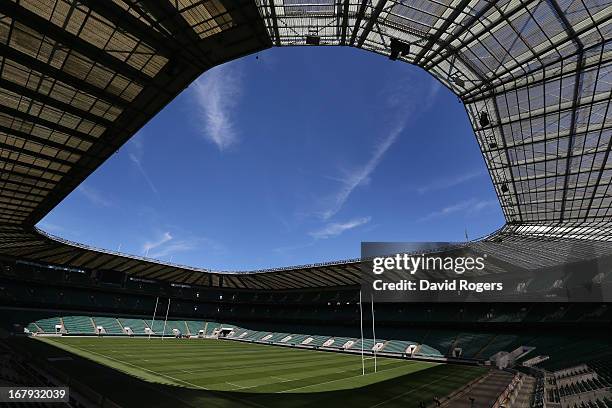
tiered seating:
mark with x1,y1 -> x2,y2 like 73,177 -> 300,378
286,333 -> 309,345
62,316 -> 94,334
164,320 -> 186,333
418,344 -> 443,357
535,339 -> 611,371
35,317 -> 61,333
266,332 -> 290,343
242,331 -> 264,340
26,313 -> 587,369
558,378 -> 605,397
531,375 -> 545,408
475,334 -> 518,358
325,337 -> 355,348
454,332 -> 495,358
589,360 -> 612,386
352,338 -> 375,351
420,330 -> 457,355
148,320 -> 165,334
186,320 -> 205,335
254,332 -> 273,341
383,340 -> 416,354
26,323 -> 39,333
118,318 -> 148,334
205,321 -> 221,335
230,327 -> 249,338
92,317 -> 123,334
305,335 -> 331,346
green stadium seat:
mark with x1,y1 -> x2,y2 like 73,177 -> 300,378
267,332 -> 291,343
325,337 -> 357,349
148,320 -> 165,333
34,317 -> 61,333
92,316 -> 124,334
62,315 -> 95,334
164,320 -> 187,335
453,332 -> 496,358
418,344 -> 443,357
352,338 -> 375,351
118,318 -> 148,334
186,320 -> 205,335
205,322 -> 221,335
383,340 -> 417,354
303,335 -> 331,347
26,323 -> 39,333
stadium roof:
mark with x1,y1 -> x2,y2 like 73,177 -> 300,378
1,224 -> 611,289
0,0 -> 611,287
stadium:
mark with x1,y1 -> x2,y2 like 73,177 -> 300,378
0,0 -> 611,407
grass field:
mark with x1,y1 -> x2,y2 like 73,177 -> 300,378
28,337 -> 487,407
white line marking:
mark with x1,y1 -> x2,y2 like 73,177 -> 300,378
226,382 -> 250,389
276,361 -> 416,393
44,340 -> 209,391
368,374 -> 452,408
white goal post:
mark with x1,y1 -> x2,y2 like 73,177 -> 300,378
359,291 -> 378,375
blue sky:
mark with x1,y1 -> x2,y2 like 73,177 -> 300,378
38,47 -> 504,271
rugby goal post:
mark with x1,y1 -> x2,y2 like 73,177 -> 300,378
359,291 -> 378,375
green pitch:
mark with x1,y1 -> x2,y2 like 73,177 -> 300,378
34,337 -> 486,407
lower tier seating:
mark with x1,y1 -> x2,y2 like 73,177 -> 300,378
62,315 -> 94,334
92,317 -> 123,334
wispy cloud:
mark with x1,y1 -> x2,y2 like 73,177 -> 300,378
417,199 -> 497,222
142,231 -> 195,259
142,231 -> 173,254
141,230 -> 224,260
129,153 -> 159,195
128,134 -> 159,196
149,240 -> 197,259
193,64 -> 242,151
417,170 -> 483,194
309,216 -> 371,239
77,185 -> 113,207
316,75 -> 441,220
319,122 -> 405,220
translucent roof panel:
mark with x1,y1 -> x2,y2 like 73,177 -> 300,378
256,0 -> 611,240
0,0 -> 267,226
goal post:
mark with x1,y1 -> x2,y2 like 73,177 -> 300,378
161,298 -> 170,340
359,290 -> 364,376
149,296 -> 159,340
371,293 -> 377,373
359,291 -> 378,375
